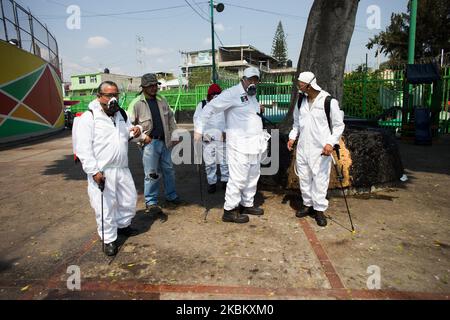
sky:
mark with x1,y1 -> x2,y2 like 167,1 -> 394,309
18,0 -> 409,81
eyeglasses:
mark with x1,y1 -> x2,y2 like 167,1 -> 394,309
143,84 -> 158,88
100,92 -> 120,98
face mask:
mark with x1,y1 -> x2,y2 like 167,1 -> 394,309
106,97 -> 120,116
298,90 -> 308,97
247,84 -> 257,96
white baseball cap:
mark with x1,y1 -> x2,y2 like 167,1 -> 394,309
298,71 -> 321,91
243,67 -> 260,79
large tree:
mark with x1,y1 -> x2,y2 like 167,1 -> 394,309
271,21 -> 288,67
267,0 -> 405,192
279,0 -> 359,133
367,0 -> 450,67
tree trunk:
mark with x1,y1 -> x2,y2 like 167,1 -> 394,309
262,0 -> 360,190
260,0 -> 405,193
278,0 -> 359,134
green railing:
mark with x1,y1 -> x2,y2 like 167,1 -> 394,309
68,93 -> 136,113
66,68 -> 450,133
343,71 -> 404,118
257,83 -> 292,122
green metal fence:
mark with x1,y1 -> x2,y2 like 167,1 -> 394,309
257,83 -> 292,122
344,71 -> 404,116
66,68 -> 450,133
343,67 -> 450,133
69,93 -> 137,113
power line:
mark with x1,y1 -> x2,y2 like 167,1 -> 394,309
223,2 -> 309,21
193,0 -> 209,17
83,5 -> 189,18
223,2 -> 376,35
215,30 -> 224,46
40,1 -> 189,19
185,0 -> 224,46
184,0 -> 210,22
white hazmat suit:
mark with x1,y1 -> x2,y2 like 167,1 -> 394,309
193,100 -> 229,185
75,100 -> 141,244
197,82 -> 269,211
289,91 -> 345,212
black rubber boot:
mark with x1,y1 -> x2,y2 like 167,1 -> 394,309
222,208 -> 249,223
295,205 -> 313,218
104,241 -> 118,256
239,204 -> 264,216
314,210 -> 328,227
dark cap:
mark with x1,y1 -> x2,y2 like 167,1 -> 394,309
140,73 -> 161,87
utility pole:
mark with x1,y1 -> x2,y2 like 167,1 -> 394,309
407,0 -> 418,65
209,1 -> 224,83
402,0 -> 418,132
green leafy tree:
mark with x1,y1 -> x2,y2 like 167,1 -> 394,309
271,21 -> 288,67
367,0 -> 450,67
187,67 -> 212,88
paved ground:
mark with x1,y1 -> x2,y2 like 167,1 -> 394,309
0,127 -> 449,300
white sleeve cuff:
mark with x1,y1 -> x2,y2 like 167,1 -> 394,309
288,129 -> 298,141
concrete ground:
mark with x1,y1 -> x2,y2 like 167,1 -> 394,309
0,126 -> 449,300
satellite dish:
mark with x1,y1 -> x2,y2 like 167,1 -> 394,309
215,3 -> 224,12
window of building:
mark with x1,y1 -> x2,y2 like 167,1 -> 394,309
90,76 -> 97,83
79,76 -> 86,84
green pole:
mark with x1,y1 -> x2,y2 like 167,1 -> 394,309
210,0 -> 217,83
408,0 -> 418,64
402,0 -> 418,132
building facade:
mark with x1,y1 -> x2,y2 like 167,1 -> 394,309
181,44 -> 295,83
70,72 -> 142,96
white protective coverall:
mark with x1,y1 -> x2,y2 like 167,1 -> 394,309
75,100 -> 141,244
193,100 -> 229,185
289,91 -> 345,212
197,82 -> 270,210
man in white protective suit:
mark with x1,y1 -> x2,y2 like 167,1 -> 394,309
194,67 -> 270,224
287,72 -> 345,227
193,83 -> 229,194
74,81 -> 143,256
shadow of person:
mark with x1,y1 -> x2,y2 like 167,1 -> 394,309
281,192 -> 302,211
114,209 -> 168,247
132,209 -> 167,234
253,191 -> 267,208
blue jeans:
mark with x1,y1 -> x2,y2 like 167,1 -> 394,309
142,139 -> 178,206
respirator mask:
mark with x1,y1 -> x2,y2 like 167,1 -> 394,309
247,84 -> 257,96
106,97 -> 120,116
